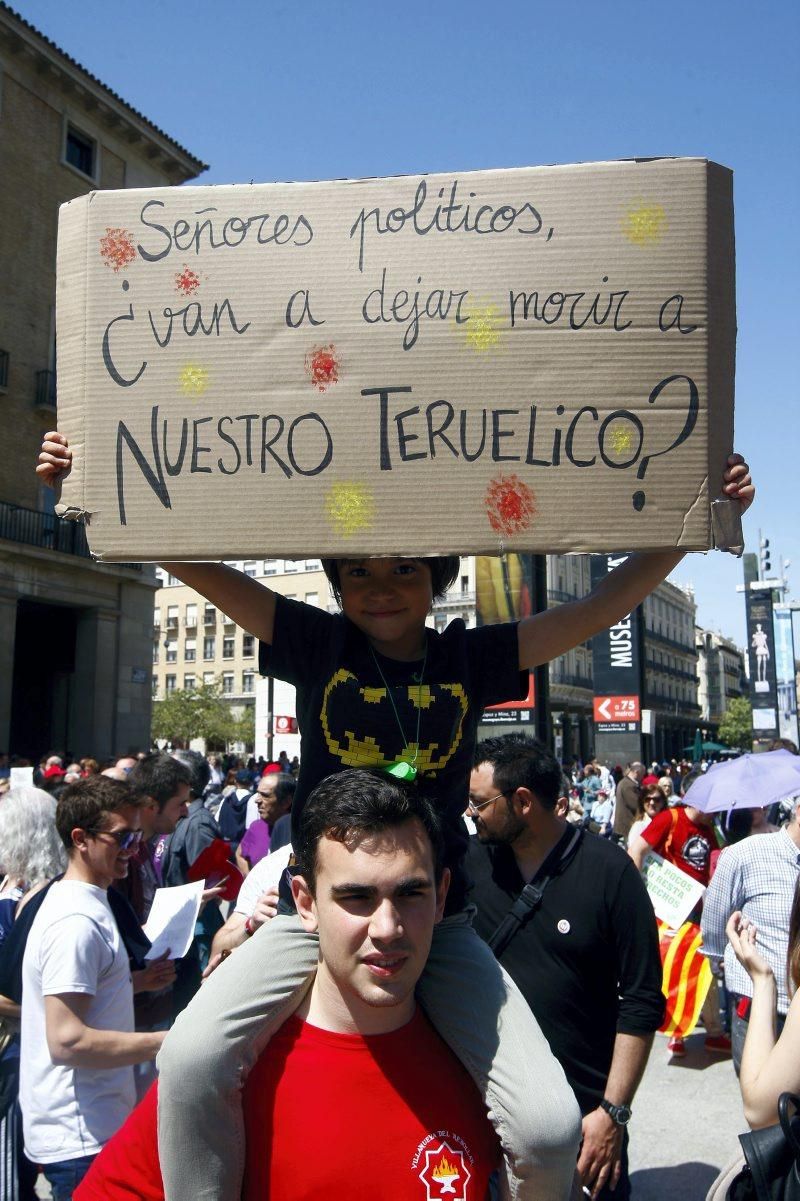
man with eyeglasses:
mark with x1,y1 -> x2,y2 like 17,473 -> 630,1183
20,776 -> 168,1200
466,735 -> 664,1201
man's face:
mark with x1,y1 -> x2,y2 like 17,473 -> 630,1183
256,774 -> 286,826
80,804 -> 142,888
293,818 -> 448,1028
469,762 -> 526,845
153,781 -> 191,835
115,757 -> 137,775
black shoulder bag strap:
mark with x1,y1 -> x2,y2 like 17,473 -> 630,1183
487,826 -> 582,960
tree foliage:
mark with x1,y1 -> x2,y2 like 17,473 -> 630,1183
718,696 -> 753,751
152,679 -> 253,751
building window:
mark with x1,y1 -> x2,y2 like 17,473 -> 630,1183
204,604 -> 216,625
203,636 -> 216,660
305,559 -> 320,571
203,671 -> 215,686
185,603 -> 197,627
223,635 -> 235,659
184,639 -> 196,662
152,677 -> 159,697
168,574 -> 180,586
64,122 -> 97,179
165,674 -> 177,694
305,592 -> 319,607
285,560 -> 298,573
242,634 -> 255,658
264,560 -> 277,576
222,673 -> 234,695
153,607 -> 161,628
166,606 -> 179,631
152,645 -> 159,664
242,672 -> 255,694
184,674 -> 196,691
0,348 -> 8,390
243,561 -> 257,578
165,639 -> 177,664
461,575 -> 469,593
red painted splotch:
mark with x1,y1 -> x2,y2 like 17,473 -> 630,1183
99,227 -> 136,272
485,474 -> 537,537
305,345 -> 340,392
175,266 -> 201,296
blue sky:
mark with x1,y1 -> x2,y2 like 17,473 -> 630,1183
16,0 -> 800,646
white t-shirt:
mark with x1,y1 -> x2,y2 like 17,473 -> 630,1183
20,879 -> 137,1163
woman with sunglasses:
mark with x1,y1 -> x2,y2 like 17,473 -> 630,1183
627,785 -> 668,848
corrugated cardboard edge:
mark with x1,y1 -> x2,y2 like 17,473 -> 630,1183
54,193 -> 91,524
706,163 -> 743,555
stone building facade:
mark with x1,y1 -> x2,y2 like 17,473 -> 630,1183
0,4 -> 206,760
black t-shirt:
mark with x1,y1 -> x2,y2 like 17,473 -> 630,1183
259,595 -> 525,912
467,829 -> 665,1113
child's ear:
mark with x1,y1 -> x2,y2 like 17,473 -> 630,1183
292,875 -> 318,933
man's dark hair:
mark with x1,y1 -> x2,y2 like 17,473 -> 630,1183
274,776 -> 297,807
680,768 -> 704,798
128,752 -> 191,811
474,734 -> 563,811
294,769 -> 444,892
171,749 -> 211,800
320,556 -> 460,607
56,776 -> 144,851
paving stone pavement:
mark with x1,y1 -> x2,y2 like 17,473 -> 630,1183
627,1029 -> 745,1200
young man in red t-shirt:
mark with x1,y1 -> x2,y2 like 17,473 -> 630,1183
75,770 -> 500,1201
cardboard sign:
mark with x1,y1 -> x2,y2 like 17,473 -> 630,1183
55,158 -> 740,561
642,851 -> 706,930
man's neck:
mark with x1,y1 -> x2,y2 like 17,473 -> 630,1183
786,819 -> 800,850
509,818 -> 568,884
296,966 -> 416,1037
63,859 -> 109,891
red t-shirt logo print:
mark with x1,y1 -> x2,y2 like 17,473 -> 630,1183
418,1141 -> 471,1199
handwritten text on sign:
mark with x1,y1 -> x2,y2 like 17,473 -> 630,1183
56,159 -> 734,557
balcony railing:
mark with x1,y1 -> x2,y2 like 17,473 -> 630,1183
0,500 -> 90,556
0,500 -> 141,569
35,369 -> 57,410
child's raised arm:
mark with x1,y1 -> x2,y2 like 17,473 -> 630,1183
37,432 -> 278,646
517,453 -> 754,670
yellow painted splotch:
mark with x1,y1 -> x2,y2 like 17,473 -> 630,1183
460,300 -> 503,352
178,364 -> 210,395
607,424 -> 635,455
325,482 -> 375,537
621,201 -> 667,247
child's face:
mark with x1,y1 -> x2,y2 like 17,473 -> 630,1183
336,558 -> 433,660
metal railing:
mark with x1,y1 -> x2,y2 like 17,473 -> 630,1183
0,500 -> 90,557
0,500 -> 141,570
35,369 -> 57,409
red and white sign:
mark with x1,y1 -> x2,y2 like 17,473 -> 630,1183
274,715 -> 298,735
593,695 -> 641,723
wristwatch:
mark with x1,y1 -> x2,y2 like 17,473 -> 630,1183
599,1099 -> 632,1126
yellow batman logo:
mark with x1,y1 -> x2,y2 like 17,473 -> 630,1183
320,668 -> 468,774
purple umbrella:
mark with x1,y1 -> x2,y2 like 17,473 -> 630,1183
684,749 -> 800,814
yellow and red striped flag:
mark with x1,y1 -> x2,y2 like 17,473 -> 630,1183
657,919 -> 712,1038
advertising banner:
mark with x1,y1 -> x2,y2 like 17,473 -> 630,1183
774,605 -> 799,745
590,554 -> 643,735
746,590 -> 779,738
477,553 -> 535,725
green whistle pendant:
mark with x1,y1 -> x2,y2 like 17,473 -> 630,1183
384,761 -> 418,782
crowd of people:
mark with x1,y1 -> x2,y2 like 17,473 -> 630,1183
2,730 -> 798,1200
5,438 -> 769,1199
